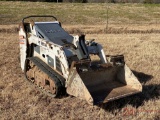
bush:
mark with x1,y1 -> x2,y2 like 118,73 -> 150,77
143,0 -> 154,3
0,0 -> 62,2
63,0 -> 87,2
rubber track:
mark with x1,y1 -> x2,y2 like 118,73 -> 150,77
34,57 -> 65,86
24,57 -> 65,97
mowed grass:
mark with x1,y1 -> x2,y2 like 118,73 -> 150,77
0,1 -> 160,25
0,1 -> 160,120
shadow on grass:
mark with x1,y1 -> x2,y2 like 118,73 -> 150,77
132,70 -> 153,84
98,70 -> 159,113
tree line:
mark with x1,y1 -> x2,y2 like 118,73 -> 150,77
1,0 -> 160,3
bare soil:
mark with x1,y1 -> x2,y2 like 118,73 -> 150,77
0,25 -> 159,120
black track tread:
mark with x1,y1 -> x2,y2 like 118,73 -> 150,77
24,57 -> 65,98
34,57 -> 65,86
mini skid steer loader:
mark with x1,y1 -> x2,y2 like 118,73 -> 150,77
19,16 -> 142,105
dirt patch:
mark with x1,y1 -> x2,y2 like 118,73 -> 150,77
1,24 -> 160,34
0,25 -> 18,33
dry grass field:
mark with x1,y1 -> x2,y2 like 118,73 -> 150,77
0,1 -> 160,120
0,26 -> 159,120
